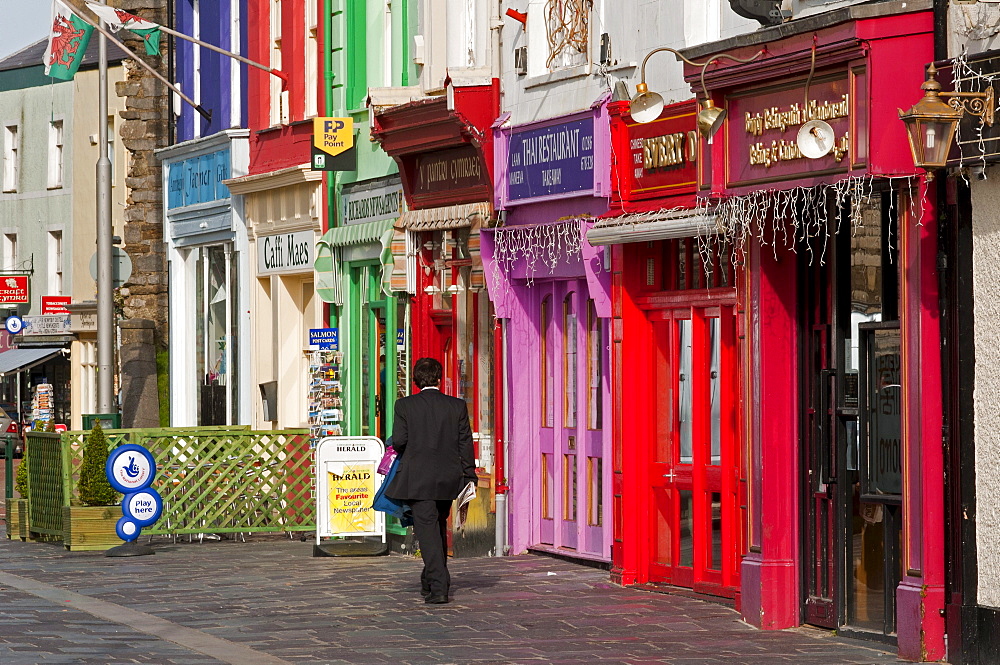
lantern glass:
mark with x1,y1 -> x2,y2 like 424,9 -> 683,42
904,115 -> 959,169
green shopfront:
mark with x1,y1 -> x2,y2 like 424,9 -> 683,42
315,176 -> 409,440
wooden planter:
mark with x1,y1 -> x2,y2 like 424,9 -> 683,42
5,498 -> 27,540
63,505 -> 120,551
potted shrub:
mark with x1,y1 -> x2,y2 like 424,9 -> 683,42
6,440 -> 28,540
63,422 -> 121,551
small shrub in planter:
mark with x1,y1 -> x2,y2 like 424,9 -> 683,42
14,440 -> 27,498
77,422 -> 120,507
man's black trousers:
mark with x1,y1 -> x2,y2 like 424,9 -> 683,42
408,499 -> 452,596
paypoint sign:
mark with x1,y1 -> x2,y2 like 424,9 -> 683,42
312,117 -> 356,171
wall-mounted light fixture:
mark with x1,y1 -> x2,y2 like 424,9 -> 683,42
899,63 -> 995,176
506,8 -> 528,25
630,47 -> 765,138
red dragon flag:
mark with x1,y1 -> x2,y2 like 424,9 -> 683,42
43,1 -> 95,81
85,3 -> 162,55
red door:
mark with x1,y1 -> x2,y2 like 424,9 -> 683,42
648,304 -> 740,597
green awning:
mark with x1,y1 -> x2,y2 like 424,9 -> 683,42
319,218 -> 397,248
315,219 -> 398,305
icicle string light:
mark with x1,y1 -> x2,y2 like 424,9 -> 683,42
696,175 -> 921,273
951,48 -> 995,177
491,218 -> 586,295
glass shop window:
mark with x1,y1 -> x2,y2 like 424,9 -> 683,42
541,294 -> 554,427
563,292 -> 577,429
586,299 -> 602,430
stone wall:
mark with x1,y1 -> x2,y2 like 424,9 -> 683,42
112,0 -> 169,343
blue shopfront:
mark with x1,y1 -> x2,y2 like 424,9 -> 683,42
157,130 -> 251,425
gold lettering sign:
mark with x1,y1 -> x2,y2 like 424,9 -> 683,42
642,131 -> 698,172
743,94 -> 851,167
744,95 -> 850,136
748,135 -> 850,167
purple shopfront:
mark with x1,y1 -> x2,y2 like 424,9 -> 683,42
482,106 -> 613,562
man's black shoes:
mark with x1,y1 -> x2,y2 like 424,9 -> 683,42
420,589 -> 432,598
424,594 -> 449,604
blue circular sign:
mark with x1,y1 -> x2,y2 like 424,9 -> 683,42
116,516 -> 140,542
5,315 -> 23,335
105,444 -> 156,494
122,488 -> 163,527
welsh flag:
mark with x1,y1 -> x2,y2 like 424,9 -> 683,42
43,2 -> 95,81
85,2 -> 162,56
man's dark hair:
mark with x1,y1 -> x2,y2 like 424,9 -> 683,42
413,357 -> 442,389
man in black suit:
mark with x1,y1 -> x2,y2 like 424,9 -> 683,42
385,357 -> 476,604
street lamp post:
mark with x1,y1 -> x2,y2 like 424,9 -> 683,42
96,25 -> 114,414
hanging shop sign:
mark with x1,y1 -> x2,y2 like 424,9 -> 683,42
314,436 -> 386,540
0,275 -> 30,304
507,117 -> 595,202
166,147 -> 231,209
726,74 -> 855,187
410,146 -> 489,205
22,315 -> 71,335
342,178 -> 404,226
41,296 -> 72,315
256,230 -> 313,275
309,328 -> 339,350
626,106 -> 698,202
312,117 -> 357,171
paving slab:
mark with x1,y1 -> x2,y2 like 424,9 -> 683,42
0,525 -> 921,664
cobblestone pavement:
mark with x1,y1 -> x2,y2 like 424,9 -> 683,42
0,527 -> 917,665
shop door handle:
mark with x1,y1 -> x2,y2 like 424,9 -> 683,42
662,471 -> 676,481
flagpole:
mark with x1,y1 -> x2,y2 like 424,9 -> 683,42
79,1 -> 288,88
62,0 -> 211,121
96,20 -> 114,414
156,24 -> 289,87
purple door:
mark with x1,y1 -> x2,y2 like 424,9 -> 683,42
533,279 -> 607,557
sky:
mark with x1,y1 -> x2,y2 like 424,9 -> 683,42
0,1 -> 53,62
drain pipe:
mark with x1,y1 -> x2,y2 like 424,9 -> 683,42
493,316 -> 508,556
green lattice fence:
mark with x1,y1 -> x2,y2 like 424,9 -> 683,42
25,432 -> 64,539
26,427 -> 315,540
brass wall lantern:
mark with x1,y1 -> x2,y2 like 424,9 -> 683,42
630,47 -> 764,138
898,63 -> 995,176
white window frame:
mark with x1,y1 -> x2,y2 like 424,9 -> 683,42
2,233 -> 17,271
193,0 -> 203,139
544,0 -> 590,71
270,0 -> 288,125
48,120 -> 64,189
305,0 -> 318,117
48,230 -> 64,295
230,0 -> 242,128
3,125 -> 19,193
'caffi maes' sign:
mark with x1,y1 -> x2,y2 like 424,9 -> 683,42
256,230 -> 314,275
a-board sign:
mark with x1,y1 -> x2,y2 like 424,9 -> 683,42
105,443 -> 163,542
314,436 -> 385,543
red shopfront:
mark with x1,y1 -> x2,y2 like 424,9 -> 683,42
588,99 -> 744,601
682,6 -> 944,660
371,85 -> 500,556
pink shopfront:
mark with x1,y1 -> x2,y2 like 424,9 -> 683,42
482,105 -> 613,563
